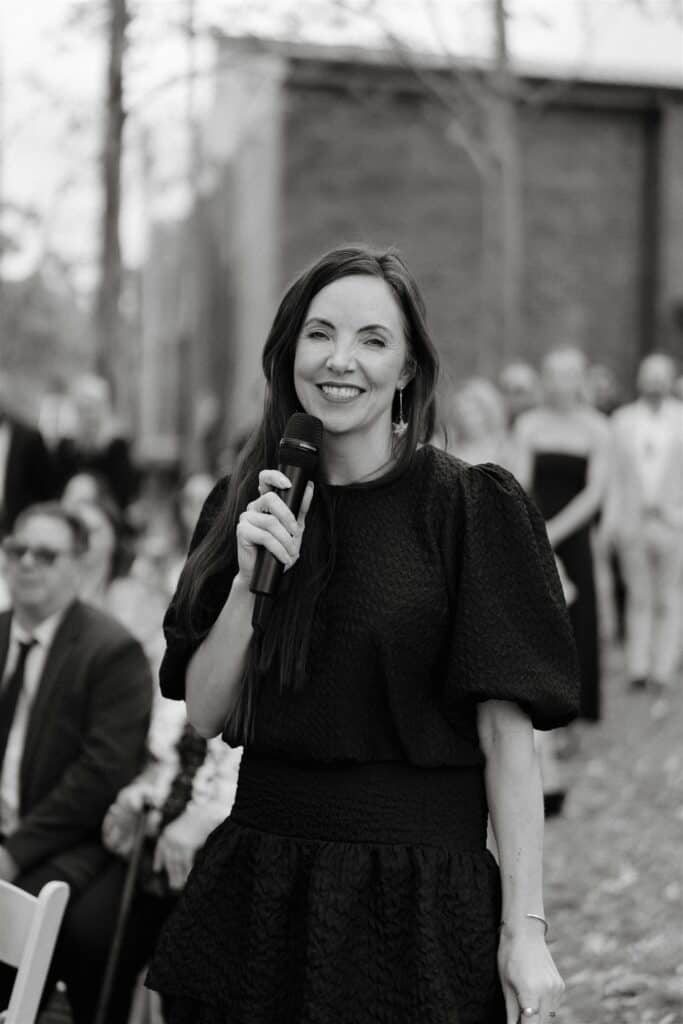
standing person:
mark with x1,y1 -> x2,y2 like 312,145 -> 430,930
0,502 -> 152,1016
146,246 -> 579,1024
514,346 -> 609,724
498,361 -> 541,427
443,377 -> 511,466
604,353 -> 683,694
0,377 -> 56,535
54,373 -> 139,510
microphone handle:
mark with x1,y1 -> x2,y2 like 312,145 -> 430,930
250,463 -> 310,597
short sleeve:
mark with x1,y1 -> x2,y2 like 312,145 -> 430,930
444,463 -> 580,730
159,476 -> 234,700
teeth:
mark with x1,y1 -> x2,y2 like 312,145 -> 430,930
321,385 -> 362,398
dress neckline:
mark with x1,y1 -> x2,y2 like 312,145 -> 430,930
321,445 -> 423,493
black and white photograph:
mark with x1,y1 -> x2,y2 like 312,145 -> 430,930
1,2 -> 682,1023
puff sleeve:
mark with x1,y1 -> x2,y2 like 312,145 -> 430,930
159,476 -> 234,700
444,462 -> 580,730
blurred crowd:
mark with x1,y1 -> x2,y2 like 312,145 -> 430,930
1,352 -> 683,1021
440,348 -> 683,710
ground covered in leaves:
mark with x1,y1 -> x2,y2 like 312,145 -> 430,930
544,644 -> 683,1024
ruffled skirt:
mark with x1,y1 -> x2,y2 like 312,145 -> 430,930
146,754 -> 505,1024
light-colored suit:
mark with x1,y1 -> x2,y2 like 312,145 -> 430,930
605,398 -> 683,685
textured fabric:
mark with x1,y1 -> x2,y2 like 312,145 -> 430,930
149,446 -> 580,1024
149,755 -> 505,1024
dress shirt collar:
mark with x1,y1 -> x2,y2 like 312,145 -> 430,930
10,607 -> 65,651
636,396 -> 678,420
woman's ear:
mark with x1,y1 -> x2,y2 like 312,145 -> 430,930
399,354 -> 417,390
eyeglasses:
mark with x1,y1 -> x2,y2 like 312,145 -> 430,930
2,539 -> 75,568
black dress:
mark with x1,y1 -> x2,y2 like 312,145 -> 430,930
531,451 -> 600,721
146,446 -> 579,1024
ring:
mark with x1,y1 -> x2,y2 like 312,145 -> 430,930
521,1011 -> 540,1019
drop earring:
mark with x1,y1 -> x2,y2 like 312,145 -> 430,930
393,388 -> 408,438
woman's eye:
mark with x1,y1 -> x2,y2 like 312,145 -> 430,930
363,337 -> 386,348
307,330 -> 329,341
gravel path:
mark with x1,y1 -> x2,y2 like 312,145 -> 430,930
544,644 -> 683,1024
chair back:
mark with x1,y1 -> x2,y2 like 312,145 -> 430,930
0,879 -> 70,1024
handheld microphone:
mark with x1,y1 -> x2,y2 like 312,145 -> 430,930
250,413 -> 322,627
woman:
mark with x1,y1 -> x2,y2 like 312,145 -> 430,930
63,494 -> 168,673
443,376 -> 511,466
513,347 -> 609,723
147,247 -> 579,1024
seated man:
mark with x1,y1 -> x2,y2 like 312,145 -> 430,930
0,502 -> 152,1018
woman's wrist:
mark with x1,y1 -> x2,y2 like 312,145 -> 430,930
499,913 -> 548,940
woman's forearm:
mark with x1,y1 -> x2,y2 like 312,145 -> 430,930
185,573 -> 256,738
478,701 -> 546,935
546,484 -> 602,547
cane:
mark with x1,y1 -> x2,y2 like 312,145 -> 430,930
93,802 -> 150,1024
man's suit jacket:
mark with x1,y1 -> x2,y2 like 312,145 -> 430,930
1,600 -> 153,892
605,399 -> 683,541
2,418 -> 57,534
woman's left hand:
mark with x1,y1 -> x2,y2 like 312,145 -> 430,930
498,924 -> 564,1024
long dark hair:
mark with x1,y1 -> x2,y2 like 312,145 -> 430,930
175,245 -> 440,742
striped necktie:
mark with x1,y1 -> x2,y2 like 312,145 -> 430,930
0,639 -> 36,766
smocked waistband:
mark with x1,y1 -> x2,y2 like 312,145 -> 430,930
230,753 -> 488,849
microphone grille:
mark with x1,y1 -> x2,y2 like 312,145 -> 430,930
283,413 -> 323,451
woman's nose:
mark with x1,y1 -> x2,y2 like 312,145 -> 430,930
325,340 -> 357,374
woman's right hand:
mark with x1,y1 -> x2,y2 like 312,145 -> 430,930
235,470 -> 314,583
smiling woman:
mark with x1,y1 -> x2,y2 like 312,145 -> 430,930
146,245 -> 579,1024
293,274 -> 416,480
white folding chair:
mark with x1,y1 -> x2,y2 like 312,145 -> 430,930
0,879 -> 70,1024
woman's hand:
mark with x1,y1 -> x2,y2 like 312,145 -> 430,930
498,923 -> 564,1023
235,469 -> 314,583
153,808 -> 214,891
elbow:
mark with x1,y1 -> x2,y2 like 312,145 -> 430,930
188,717 -> 223,740
185,690 -> 224,739
477,699 -> 535,762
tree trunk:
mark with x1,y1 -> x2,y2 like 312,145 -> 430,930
94,0 -> 128,390
481,0 -> 523,364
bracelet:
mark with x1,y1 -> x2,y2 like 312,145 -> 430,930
499,913 -> 549,937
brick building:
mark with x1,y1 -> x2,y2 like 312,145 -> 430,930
138,37 -> 683,466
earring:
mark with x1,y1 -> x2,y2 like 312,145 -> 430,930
393,388 -> 408,438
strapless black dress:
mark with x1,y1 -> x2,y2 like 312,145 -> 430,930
532,451 -> 600,721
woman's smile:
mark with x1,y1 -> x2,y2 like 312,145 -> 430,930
317,383 -> 366,403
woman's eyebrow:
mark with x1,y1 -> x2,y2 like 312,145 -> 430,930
358,323 -> 392,336
303,317 -> 336,330
302,318 -> 393,336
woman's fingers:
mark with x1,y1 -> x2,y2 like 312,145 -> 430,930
297,481 -> 315,527
247,490 -> 299,535
238,517 -> 298,569
503,982 -> 520,1024
257,469 -> 292,497
241,511 -> 300,558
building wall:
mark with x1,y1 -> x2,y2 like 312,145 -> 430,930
140,42 -> 683,462
280,58 -> 670,393
281,63 -> 483,394
520,104 -> 646,384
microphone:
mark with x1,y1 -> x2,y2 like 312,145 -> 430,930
250,413 -> 322,628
